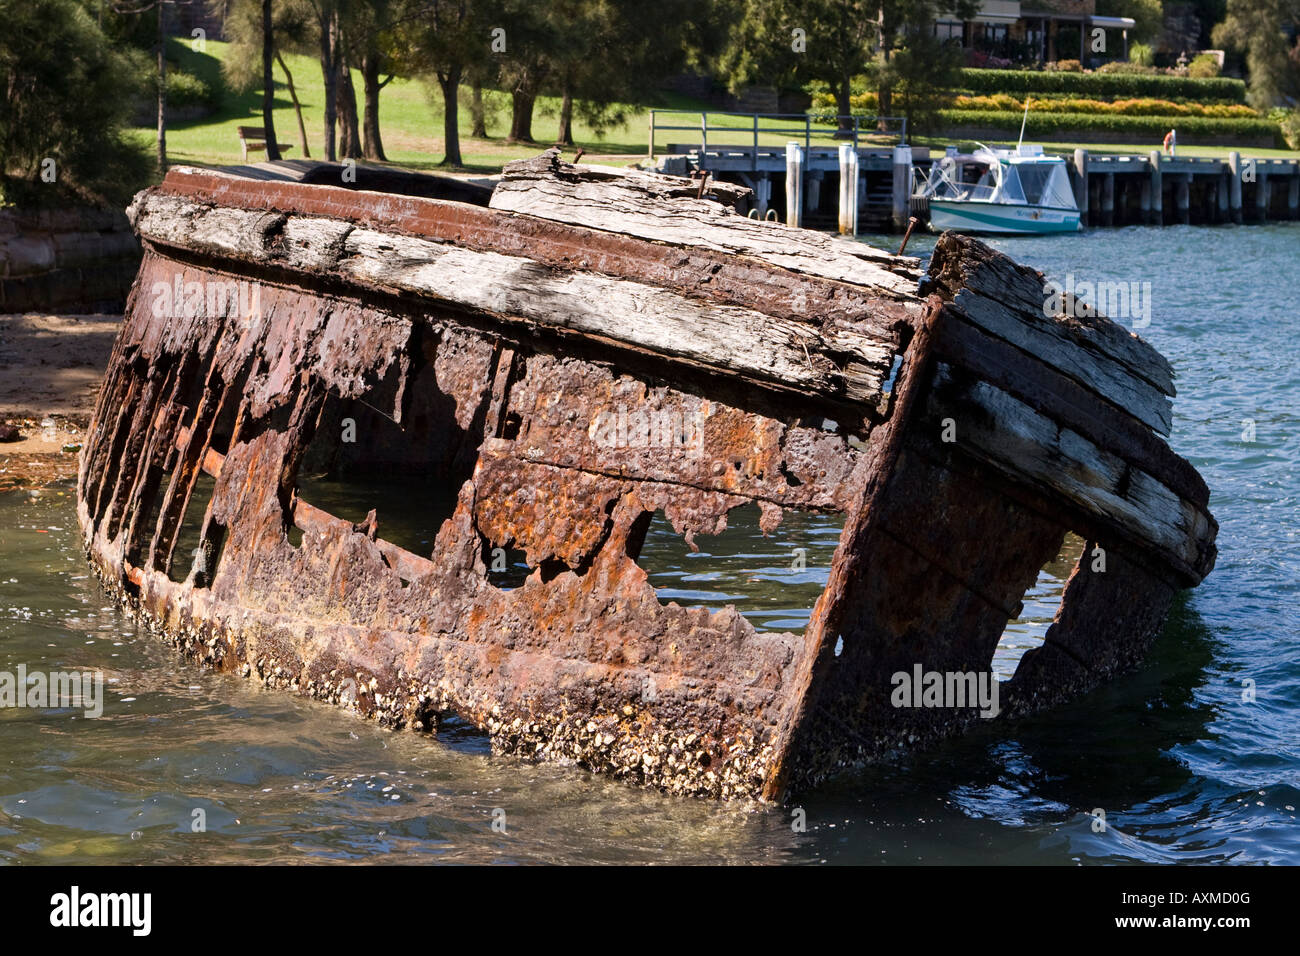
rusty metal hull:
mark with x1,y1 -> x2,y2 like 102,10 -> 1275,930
77,159 -> 1216,801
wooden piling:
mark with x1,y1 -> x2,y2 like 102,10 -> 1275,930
1254,173 -> 1270,222
1176,176 -> 1190,225
838,144 -> 859,236
1228,152 -> 1244,224
1148,150 -> 1163,225
755,173 -> 772,220
1288,175 -> 1299,220
1216,173 -> 1228,223
892,146 -> 912,232
1101,172 -> 1115,227
1072,149 -> 1089,226
807,170 -> 823,216
785,142 -> 803,228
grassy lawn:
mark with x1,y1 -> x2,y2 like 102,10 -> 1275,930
134,39 -> 1297,178
132,39 -> 689,173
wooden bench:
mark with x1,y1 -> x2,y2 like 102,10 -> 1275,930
237,126 -> 294,162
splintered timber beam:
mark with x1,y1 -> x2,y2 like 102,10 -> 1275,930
77,156 -> 1218,802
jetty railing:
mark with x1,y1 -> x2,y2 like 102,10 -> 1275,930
647,110 -> 907,160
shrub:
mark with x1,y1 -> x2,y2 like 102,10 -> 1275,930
1097,60 -> 1159,75
957,68 -> 1248,102
1188,53 -> 1220,78
1046,59 -> 1084,72
165,70 -> 214,109
1130,42 -> 1155,67
938,108 -> 1282,144
1274,108 -> 1300,150
0,0 -> 152,206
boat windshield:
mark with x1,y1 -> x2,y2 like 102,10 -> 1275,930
1012,161 -> 1077,208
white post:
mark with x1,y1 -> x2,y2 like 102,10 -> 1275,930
838,143 -> 859,236
785,141 -> 803,228
892,145 -> 913,232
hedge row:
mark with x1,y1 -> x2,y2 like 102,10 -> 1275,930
957,68 -> 1247,103
939,109 -> 1281,143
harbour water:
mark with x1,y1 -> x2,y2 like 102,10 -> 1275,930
0,222 -> 1296,863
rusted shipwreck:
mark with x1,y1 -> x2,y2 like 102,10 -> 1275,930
76,150 -> 1216,802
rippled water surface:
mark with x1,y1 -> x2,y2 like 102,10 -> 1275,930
1,223 -> 1297,863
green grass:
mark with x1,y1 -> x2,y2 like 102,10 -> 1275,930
133,39 -> 700,172
135,40 -> 1297,177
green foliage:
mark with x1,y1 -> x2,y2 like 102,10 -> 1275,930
1274,107 -> 1300,148
1129,42 -> 1156,67
1189,53 -> 1222,77
0,0 -> 152,206
958,68 -> 1249,102
939,108 -> 1283,143
1096,0 -> 1164,45
1212,0 -> 1300,109
165,70 -> 217,109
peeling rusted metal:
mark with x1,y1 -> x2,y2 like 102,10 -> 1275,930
77,157 -> 1217,802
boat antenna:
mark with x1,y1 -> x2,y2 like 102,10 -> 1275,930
1016,95 -> 1030,151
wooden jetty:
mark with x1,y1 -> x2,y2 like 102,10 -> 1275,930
77,150 -> 1216,801
653,112 -> 1300,232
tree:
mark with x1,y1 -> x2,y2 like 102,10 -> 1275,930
110,0 -> 197,173
718,0 -> 976,132
408,0 -> 494,164
262,0 -> 281,160
0,0 -> 152,205
1213,0 -> 1300,108
220,0 -> 316,156
1097,0 -> 1165,46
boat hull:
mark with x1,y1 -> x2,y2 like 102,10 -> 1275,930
929,200 -> 1081,235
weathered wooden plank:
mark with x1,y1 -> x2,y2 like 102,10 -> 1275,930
949,288 -> 1174,436
925,362 -> 1214,580
490,151 -> 924,297
151,167 -> 922,338
932,313 -> 1208,506
130,192 -> 896,406
929,232 -> 1176,398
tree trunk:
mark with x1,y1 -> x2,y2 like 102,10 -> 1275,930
261,0 -> 281,161
318,9 -> 338,162
276,50 -> 310,157
156,0 -> 167,172
557,84 -> 574,146
338,59 -> 362,159
835,75 -> 853,132
470,80 -> 487,138
508,89 -> 536,144
438,66 -> 463,167
361,52 -> 387,161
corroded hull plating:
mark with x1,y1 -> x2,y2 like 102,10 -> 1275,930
77,154 -> 1216,801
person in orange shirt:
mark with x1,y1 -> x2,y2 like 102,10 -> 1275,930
1163,129 -> 1177,156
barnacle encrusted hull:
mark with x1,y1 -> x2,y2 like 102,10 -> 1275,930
77,154 -> 1216,801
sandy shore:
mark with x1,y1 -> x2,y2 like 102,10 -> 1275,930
0,313 -> 119,491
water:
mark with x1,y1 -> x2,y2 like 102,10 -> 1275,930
1,223 -> 1297,863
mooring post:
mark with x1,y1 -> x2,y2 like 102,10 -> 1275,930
1176,175 -> 1190,224
1072,149 -> 1089,226
807,169 -> 823,215
1101,172 -> 1115,227
1288,174 -> 1299,220
1216,173 -> 1228,223
838,144 -> 859,236
785,141 -> 803,228
755,173 -> 771,219
892,145 -> 912,232
1228,152 -> 1244,224
1139,178 -> 1151,222
1254,171 -> 1270,221
1148,150 -> 1163,225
